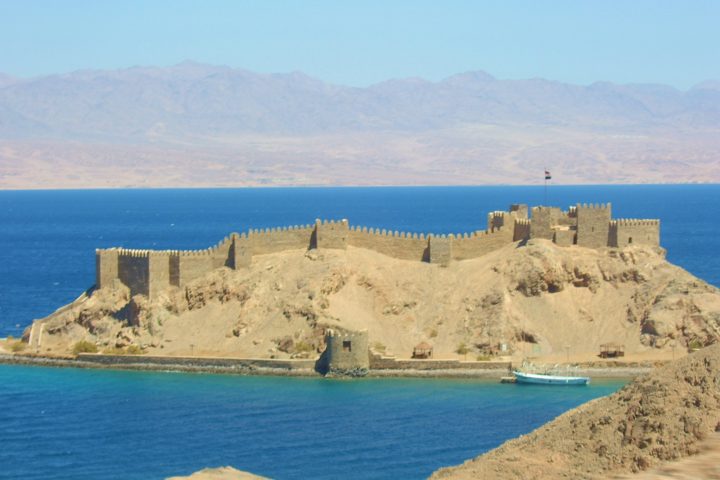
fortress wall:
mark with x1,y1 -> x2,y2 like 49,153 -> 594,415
553,229 -> 576,247
231,233 -> 252,269
315,219 -> 349,249
576,203 -> 611,248
175,252 -> 214,287
348,227 -> 429,261
428,235 -> 453,265
208,236 -> 233,269
487,211 -> 510,232
95,249 -> 118,289
513,219 -> 531,241
612,219 -> 661,248
148,253 -> 170,298
247,225 -> 315,255
509,203 -> 529,219
530,207 -> 565,240
452,228 -> 514,260
117,251 -> 151,297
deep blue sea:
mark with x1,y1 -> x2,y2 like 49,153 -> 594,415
0,185 -> 719,479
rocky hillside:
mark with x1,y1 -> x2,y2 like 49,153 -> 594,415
24,240 -> 720,360
431,343 -> 720,479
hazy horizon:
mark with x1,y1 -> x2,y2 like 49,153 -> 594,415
1,1 -> 719,89
2,60 -> 719,92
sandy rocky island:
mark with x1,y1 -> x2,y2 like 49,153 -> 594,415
6,239 -> 720,365
3,237 -> 720,479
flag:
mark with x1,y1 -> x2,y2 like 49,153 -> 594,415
544,170 -> 552,180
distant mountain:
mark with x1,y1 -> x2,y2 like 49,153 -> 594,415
0,62 -> 718,188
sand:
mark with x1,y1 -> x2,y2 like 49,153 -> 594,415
166,466 -> 268,480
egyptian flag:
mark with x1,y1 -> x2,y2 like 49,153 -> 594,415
544,170 -> 552,180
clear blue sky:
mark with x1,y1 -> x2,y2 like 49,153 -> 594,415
1,0 -> 718,89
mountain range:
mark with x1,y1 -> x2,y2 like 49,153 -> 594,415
1,61 -> 718,188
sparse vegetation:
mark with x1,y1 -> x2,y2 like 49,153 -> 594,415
126,345 -> 145,355
10,341 -> 27,353
688,339 -> 703,351
102,346 -> 126,355
456,342 -> 470,359
372,342 -> 387,353
101,345 -> 145,355
476,354 -> 492,361
428,329 -> 438,338
72,340 -> 98,355
293,341 -> 314,353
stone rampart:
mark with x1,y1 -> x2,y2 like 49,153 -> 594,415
369,352 -> 511,371
94,203 -> 661,299
348,226 -> 429,261
315,219 -> 349,249
76,353 -> 317,373
513,218 -> 531,242
530,207 -> 566,240
610,219 -> 661,248
247,225 -> 315,255
451,228 -> 514,260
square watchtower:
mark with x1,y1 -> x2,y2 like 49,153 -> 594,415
576,203 -> 611,248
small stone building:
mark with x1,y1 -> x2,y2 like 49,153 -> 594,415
412,342 -> 433,359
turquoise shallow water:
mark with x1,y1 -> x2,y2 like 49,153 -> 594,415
0,364 -> 625,480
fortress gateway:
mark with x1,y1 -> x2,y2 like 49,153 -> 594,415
95,203 -> 660,299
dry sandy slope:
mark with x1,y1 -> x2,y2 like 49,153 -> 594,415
29,240 -> 720,360
431,344 -> 720,480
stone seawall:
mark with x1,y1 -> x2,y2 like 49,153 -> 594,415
0,353 -> 653,378
370,353 -> 511,372
76,353 -> 317,373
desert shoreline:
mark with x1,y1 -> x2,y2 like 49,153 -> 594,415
0,352 -> 652,379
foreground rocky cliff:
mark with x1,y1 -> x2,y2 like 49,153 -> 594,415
23,240 -> 720,360
431,343 -> 720,479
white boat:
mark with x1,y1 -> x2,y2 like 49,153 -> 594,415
513,370 -> 590,385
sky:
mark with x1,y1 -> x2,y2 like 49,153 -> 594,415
0,0 -> 718,89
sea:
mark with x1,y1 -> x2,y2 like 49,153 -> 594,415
0,185 -> 718,480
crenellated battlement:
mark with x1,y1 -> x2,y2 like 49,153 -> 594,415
577,202 -> 611,209
94,203 -> 660,299
612,219 -> 661,226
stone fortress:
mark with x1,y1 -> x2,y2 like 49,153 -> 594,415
96,202 -> 660,300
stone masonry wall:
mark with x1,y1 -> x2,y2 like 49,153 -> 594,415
95,203 -> 659,300
323,329 -> 370,373
96,249 -> 118,290
576,203 -> 611,248
348,227 -> 429,261
611,219 -> 661,248
315,219 -> 349,249
117,252 -> 150,297
452,228 -> 514,260
428,235 -> 453,265
513,218 -> 531,242
530,207 -> 566,240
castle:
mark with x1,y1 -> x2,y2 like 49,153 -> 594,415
96,203 -> 660,299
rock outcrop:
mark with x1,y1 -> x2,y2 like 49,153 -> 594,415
431,344 -> 720,479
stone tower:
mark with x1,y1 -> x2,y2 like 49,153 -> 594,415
576,203 -> 611,248
319,329 -> 370,376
